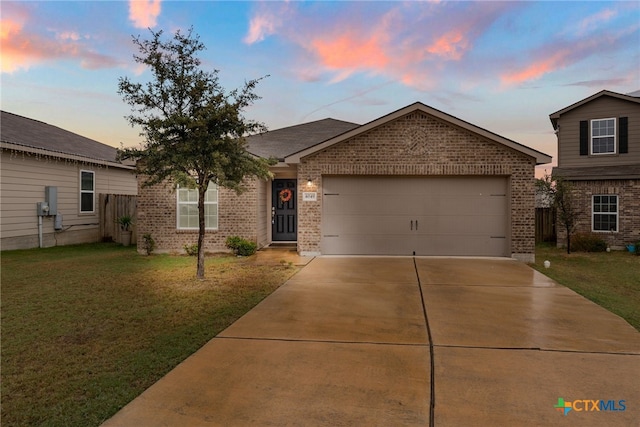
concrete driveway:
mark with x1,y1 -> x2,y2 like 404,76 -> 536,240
102,257 -> 640,426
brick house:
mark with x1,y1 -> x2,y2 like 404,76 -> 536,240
137,102 -> 551,262
550,90 -> 640,250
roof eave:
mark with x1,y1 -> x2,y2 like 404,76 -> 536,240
549,90 -> 640,120
1,141 -> 135,170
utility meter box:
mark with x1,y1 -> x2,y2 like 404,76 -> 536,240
37,202 -> 50,216
45,186 -> 57,215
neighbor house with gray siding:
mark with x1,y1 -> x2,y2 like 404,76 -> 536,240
1,111 -> 137,250
550,90 -> 640,249
137,102 -> 551,262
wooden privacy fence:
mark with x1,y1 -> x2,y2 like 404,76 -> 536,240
535,207 -> 556,243
99,194 -> 137,244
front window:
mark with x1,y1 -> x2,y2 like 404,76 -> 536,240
592,195 -> 618,232
177,183 -> 218,230
80,170 -> 95,213
591,118 -> 616,154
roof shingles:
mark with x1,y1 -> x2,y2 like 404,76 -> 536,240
245,118 -> 360,160
1,111 -> 122,164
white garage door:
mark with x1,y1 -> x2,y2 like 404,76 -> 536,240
322,176 -> 509,256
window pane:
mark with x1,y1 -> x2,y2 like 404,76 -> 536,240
591,119 -> 615,154
205,185 -> 218,203
593,137 -> 614,154
179,205 -> 198,228
81,193 -> 93,212
178,188 -> 198,203
81,171 -> 94,191
205,204 -> 218,229
178,189 -> 190,203
604,119 -> 615,134
177,181 -> 218,229
594,214 -> 616,231
593,195 -> 617,231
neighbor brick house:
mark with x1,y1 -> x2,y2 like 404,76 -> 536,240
550,90 -> 640,250
137,102 -> 551,262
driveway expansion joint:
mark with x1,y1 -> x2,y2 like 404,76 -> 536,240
414,257 -> 435,427
216,335 -> 430,347
432,343 -> 640,356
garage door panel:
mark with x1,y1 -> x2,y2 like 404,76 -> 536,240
419,213 -> 507,236
417,235 -> 507,256
417,196 -> 507,216
324,214 -> 414,235
322,176 -> 509,256
323,195 -> 408,216
322,235 -> 414,255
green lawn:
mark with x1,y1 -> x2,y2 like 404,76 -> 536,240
1,243 -> 298,427
531,244 -> 640,331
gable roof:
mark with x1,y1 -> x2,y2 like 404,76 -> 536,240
0,111 -> 132,168
549,90 -> 640,128
284,102 -> 552,165
245,118 -> 360,160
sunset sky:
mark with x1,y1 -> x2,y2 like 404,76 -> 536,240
2,1 -> 639,173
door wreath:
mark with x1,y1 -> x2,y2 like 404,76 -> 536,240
279,188 -> 293,203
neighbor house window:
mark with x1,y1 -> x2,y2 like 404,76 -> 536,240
177,183 -> 218,229
591,118 -> 616,154
80,170 -> 95,213
592,195 -> 618,232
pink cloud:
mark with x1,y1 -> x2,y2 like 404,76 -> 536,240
576,8 -> 617,36
243,2 -> 294,44
1,15 -> 119,73
426,31 -> 469,60
244,13 -> 279,44
310,32 -> 390,81
1,19 -> 31,73
501,49 -> 572,85
500,23 -> 637,86
129,0 -> 162,29
57,31 -> 82,41
244,2 -> 510,89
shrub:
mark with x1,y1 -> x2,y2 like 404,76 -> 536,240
142,233 -> 155,255
183,243 -> 198,256
570,233 -> 607,252
225,236 -> 257,256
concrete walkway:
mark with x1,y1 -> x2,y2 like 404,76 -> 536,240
102,257 -> 640,426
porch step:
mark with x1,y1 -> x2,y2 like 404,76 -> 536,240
265,242 -> 297,250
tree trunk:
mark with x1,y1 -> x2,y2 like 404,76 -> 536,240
566,225 -> 571,255
197,184 -> 206,279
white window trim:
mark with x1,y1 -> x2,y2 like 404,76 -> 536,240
176,183 -> 219,230
79,170 -> 95,214
592,194 -> 618,233
590,117 -> 616,155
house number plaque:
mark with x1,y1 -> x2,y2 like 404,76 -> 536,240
302,192 -> 317,201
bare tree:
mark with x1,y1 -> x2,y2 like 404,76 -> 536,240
536,174 -> 581,254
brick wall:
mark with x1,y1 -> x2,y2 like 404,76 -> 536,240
135,179 -> 259,254
296,112 -> 537,260
556,179 -> 640,249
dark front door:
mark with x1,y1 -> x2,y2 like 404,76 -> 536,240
272,179 -> 297,241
